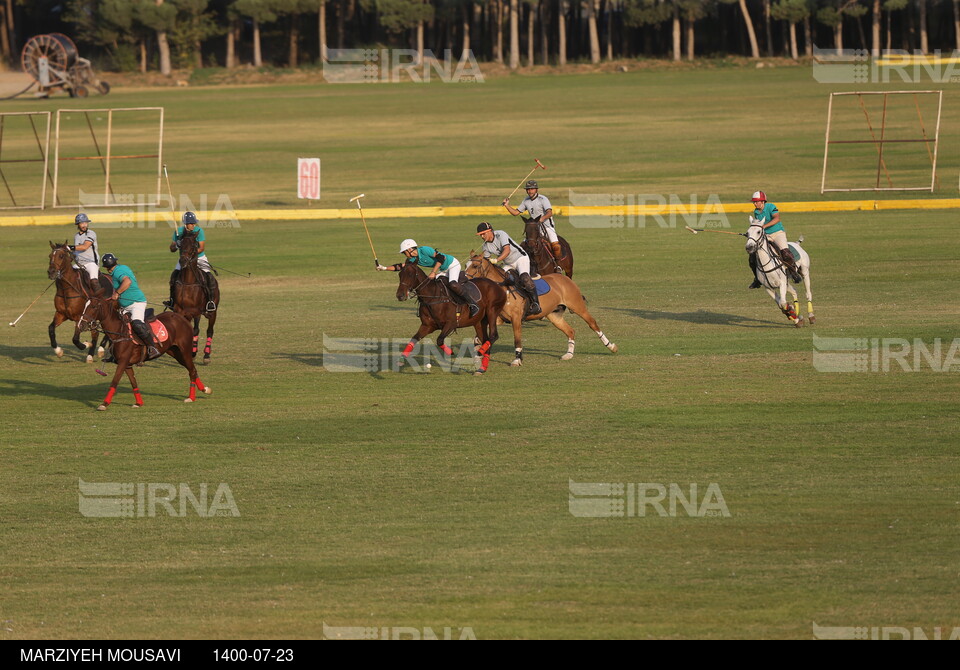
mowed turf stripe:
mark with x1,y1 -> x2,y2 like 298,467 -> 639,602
2,198 -> 960,226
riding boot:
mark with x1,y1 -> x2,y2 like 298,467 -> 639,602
748,253 -> 762,289
449,280 -> 479,317
132,320 -> 161,360
551,241 -> 564,261
780,248 -> 802,283
163,270 -> 179,308
519,273 -> 542,315
203,271 -> 218,312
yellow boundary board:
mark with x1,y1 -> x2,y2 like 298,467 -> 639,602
2,200 -> 959,227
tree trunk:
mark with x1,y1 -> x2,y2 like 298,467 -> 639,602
737,0 -> 760,57
226,18 -> 237,68
319,1 -> 328,63
461,3 -> 470,58
834,19 -> 843,54
336,0 -> 345,48
763,0 -> 772,56
686,14 -> 695,61
587,0 -> 601,63
789,21 -> 798,60
0,5 -> 10,65
540,0 -> 548,64
527,2 -> 535,65
289,14 -> 299,68
804,15 -> 812,57
953,0 -> 960,50
509,0 -> 519,68
139,39 -> 147,72
3,0 -> 13,66
417,20 -> 424,65
672,8 -> 681,61
558,0 -> 567,65
496,0 -> 504,63
155,0 -> 172,75
872,0 -> 881,56
918,0 -> 928,54
605,0 -> 613,60
253,18 -> 262,67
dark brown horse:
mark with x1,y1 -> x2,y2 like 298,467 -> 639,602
466,253 -> 617,366
395,262 -> 507,375
170,231 -> 219,364
522,217 -> 574,278
47,241 -> 112,363
77,294 -> 212,410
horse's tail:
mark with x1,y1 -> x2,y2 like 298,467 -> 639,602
796,234 -> 804,246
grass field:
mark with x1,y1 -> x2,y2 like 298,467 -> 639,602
1,65 -> 959,640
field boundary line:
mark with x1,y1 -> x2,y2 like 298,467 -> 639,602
3,199 -> 959,226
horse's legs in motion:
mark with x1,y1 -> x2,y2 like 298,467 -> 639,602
801,263 -> 815,324
70,322 -> 95,363
125,367 -> 143,408
400,324 -> 435,369
510,310 -> 524,366
168,345 -> 211,402
49,311 -> 67,358
544,311 -> 577,360
202,312 -> 217,364
98,359 -> 133,410
565,299 -> 618,356
192,317 -> 200,358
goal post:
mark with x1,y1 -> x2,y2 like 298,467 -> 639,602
52,107 -> 164,208
0,111 -> 52,210
821,90 -> 942,194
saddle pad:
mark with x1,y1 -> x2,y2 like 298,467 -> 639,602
787,244 -> 801,262
149,320 -> 169,343
462,281 -> 481,303
534,278 -> 551,296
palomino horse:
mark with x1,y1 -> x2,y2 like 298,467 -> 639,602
47,241 -> 113,362
522,217 -> 574,277
394,261 -> 507,375
171,231 -> 219,363
77,294 -> 212,410
465,252 -> 617,366
745,218 -> 815,327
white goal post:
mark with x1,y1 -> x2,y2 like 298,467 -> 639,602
52,107 -> 164,208
821,90 -> 943,194
0,111 -> 52,210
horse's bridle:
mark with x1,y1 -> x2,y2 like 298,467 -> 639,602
747,223 -> 787,280
49,247 -> 90,301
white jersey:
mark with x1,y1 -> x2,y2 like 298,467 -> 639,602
518,193 -> 554,227
482,230 -> 528,266
73,229 -> 98,265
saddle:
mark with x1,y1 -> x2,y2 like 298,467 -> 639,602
120,311 -> 170,343
442,278 -> 481,305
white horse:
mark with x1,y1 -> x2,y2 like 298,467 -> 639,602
745,217 -> 815,327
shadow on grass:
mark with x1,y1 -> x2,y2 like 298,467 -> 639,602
0,370 -> 187,405
608,307 -> 781,328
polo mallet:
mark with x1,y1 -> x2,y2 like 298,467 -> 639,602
9,280 -> 56,327
351,194 -> 379,268
163,164 -> 176,217
209,264 -> 251,278
503,159 -> 546,203
685,225 -> 746,237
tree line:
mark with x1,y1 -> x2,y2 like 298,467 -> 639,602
1,1 -> 958,74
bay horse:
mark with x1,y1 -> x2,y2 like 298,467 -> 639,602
77,293 -> 212,410
465,252 -> 617,366
522,217 -> 574,278
394,262 -> 507,375
171,231 -> 219,363
745,217 -> 815,327
47,241 -> 112,363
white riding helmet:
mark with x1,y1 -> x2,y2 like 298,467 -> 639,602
399,239 -> 418,253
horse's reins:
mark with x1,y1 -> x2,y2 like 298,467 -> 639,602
748,223 -> 788,281
51,248 -> 92,302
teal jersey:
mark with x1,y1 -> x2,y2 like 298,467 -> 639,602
173,226 -> 206,257
111,265 -> 146,307
752,202 -> 784,234
407,246 -> 454,271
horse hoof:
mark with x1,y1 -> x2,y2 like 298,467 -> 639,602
96,404 -> 107,411
184,398 -> 195,403
83,341 -> 91,350
203,386 -> 212,395
561,353 -> 574,361
54,347 -> 64,358
473,370 -> 485,376
86,355 -> 94,363
131,404 -> 142,409
608,343 -> 618,353
808,315 -> 816,325
98,347 -> 105,358
202,358 -> 210,366
511,359 -> 522,367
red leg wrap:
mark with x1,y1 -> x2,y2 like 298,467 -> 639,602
440,344 -> 453,356
402,342 -> 415,357
204,337 -> 212,355
481,353 -> 490,371
477,341 -> 491,355
132,388 -> 143,406
104,387 -> 116,405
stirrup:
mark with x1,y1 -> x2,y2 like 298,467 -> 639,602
205,301 -> 217,312
749,279 -> 762,289
162,299 -> 173,307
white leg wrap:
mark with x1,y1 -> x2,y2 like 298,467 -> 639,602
597,331 -> 610,347
567,339 -> 575,354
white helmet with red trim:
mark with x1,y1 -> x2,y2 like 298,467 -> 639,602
751,190 -> 767,203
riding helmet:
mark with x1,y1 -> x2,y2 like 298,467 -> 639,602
525,180 -> 538,190
182,211 -> 198,225
476,222 -> 493,235
101,253 -> 118,269
751,191 -> 767,202
399,239 -> 417,253
75,213 -> 91,225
